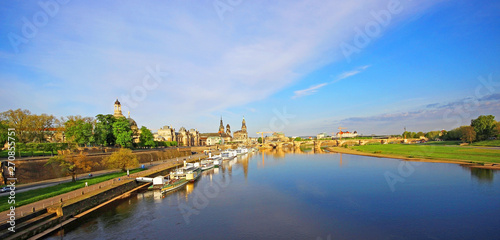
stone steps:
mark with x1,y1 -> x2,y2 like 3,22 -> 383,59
0,210 -> 57,240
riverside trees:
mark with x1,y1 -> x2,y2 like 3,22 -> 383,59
103,148 -> 138,172
46,152 -> 96,182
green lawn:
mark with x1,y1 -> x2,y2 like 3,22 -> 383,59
471,139 -> 500,147
0,169 -> 143,212
350,144 -> 500,164
422,141 -> 461,145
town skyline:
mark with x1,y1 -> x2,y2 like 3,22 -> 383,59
1,1 -> 500,136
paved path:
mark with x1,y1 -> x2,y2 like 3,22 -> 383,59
0,152 -> 212,224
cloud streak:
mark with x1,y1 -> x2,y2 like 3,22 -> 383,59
292,83 -> 328,99
292,64 -> 370,99
333,65 -> 370,83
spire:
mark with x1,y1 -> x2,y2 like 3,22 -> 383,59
219,116 -> 224,134
241,115 -> 247,133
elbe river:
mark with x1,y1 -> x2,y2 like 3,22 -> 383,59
46,150 -> 500,240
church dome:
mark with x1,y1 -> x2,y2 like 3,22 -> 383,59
128,117 -> 138,129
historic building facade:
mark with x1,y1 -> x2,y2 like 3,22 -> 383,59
233,116 -> 249,143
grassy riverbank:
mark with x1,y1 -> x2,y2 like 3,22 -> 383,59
0,169 -> 143,212
336,144 -> 500,164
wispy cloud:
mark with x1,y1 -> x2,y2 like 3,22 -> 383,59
292,64 -> 370,99
292,83 -> 328,99
332,65 -> 370,83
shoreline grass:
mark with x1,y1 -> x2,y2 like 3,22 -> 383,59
0,168 -> 143,212
349,144 -> 500,164
471,139 -> 500,147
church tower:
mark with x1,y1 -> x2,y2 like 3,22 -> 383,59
219,117 -> 224,134
113,99 -> 124,118
226,124 -> 231,136
241,116 -> 247,133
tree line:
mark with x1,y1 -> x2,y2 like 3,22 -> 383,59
402,115 -> 500,144
0,109 -> 177,150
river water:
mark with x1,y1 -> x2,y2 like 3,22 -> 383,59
46,151 -> 500,240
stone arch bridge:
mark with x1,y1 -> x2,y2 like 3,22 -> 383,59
264,138 -> 401,150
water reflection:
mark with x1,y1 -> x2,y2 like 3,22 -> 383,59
470,168 -> 495,183
47,151 -> 500,240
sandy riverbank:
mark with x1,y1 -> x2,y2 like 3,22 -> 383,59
326,147 -> 500,170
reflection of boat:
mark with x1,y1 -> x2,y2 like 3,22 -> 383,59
213,158 -> 221,167
160,178 -> 188,193
221,150 -> 237,160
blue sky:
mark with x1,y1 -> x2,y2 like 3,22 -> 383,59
1,0 -> 500,136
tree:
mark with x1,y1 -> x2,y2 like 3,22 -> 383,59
94,114 -> 116,146
113,117 -> 133,147
257,137 -> 262,143
139,126 -> 156,148
30,113 -> 56,142
471,115 -> 496,141
460,126 -> 476,144
443,127 -> 463,141
45,152 -> 96,182
64,116 -> 94,146
0,120 -> 8,145
0,109 -> 32,143
416,132 -> 425,138
103,148 -> 138,172
425,131 -> 441,141
294,137 -> 302,141
496,122 -> 500,138
402,131 -> 417,139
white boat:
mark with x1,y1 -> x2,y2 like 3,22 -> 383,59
235,147 -> 248,155
160,178 -> 188,193
170,161 -> 202,182
201,159 -> 215,171
221,149 -> 237,160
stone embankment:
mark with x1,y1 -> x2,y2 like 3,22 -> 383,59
0,151 -> 211,240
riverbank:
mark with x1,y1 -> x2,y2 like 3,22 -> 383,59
326,146 -> 500,170
0,152 -> 212,239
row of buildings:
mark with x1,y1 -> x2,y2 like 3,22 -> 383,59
114,99 -> 251,146
153,116 -> 250,146
316,130 -> 358,139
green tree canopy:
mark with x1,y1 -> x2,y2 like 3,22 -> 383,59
94,114 -> 116,146
257,137 -> 262,143
0,120 -> 8,145
139,126 -> 156,148
471,115 -> 496,141
442,127 -> 463,141
113,117 -> 133,148
425,131 -> 441,140
64,116 -> 94,146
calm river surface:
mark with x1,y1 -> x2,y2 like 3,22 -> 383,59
46,151 -> 500,240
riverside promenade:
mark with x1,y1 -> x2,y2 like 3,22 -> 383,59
0,152 -> 211,224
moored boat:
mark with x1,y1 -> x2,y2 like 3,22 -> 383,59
170,161 -> 202,182
160,178 -> 188,193
201,159 -> 215,171
221,149 -> 237,160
